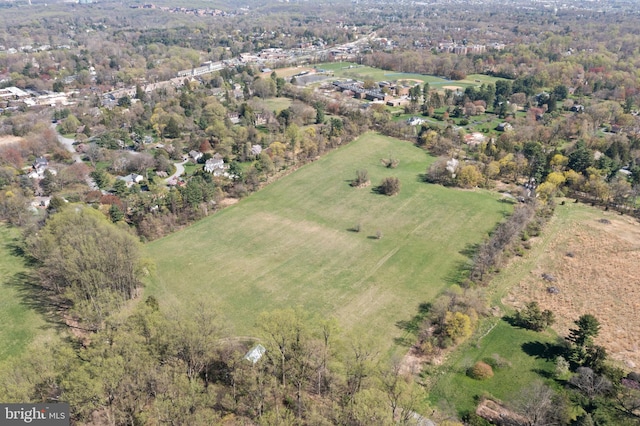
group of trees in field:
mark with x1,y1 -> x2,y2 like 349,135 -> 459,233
24,206 -> 145,330
507,311 -> 640,425
420,106 -> 640,216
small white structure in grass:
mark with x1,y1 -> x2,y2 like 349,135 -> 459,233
446,158 -> 459,178
244,344 -> 266,364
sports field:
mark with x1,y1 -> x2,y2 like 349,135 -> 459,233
145,133 -> 511,348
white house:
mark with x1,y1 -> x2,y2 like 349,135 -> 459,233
464,132 -> 486,146
118,173 -> 144,187
204,154 -> 226,176
189,150 -> 203,162
29,157 -> 51,179
406,116 -> 425,126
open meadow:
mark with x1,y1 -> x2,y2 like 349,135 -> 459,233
427,319 -> 558,417
0,226 -> 55,365
145,133 -> 511,351
504,202 -> 640,367
428,201 -> 640,417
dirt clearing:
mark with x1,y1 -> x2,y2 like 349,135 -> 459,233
506,209 -> 640,367
0,135 -> 23,146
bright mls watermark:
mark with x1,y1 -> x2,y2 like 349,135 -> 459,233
1,404 -> 69,425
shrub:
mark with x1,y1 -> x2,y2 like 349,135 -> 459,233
351,169 -> 370,187
378,177 -> 400,196
456,164 -> 483,188
444,311 -> 472,343
468,361 -> 494,380
555,356 -> 570,379
627,372 -> 640,383
489,353 -> 512,369
380,158 -> 399,168
513,301 -> 555,331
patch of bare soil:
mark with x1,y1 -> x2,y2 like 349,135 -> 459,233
442,85 -> 464,91
0,135 -> 23,146
218,197 -> 239,207
351,180 -> 371,188
398,78 -> 424,84
476,399 -> 528,426
399,348 -> 428,376
507,213 -> 640,367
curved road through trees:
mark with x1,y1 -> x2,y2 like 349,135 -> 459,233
51,124 -> 98,190
165,159 -> 188,185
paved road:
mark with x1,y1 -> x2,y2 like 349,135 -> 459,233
52,124 -> 98,189
165,159 -> 188,185
52,124 -> 82,163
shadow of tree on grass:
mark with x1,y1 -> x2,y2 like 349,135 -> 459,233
394,302 -> 431,347
6,270 -> 69,332
521,341 -> 565,362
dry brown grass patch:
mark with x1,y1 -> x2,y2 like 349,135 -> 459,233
508,212 -> 640,367
0,135 -> 23,146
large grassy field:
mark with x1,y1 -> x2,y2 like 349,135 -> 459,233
0,226 -> 53,364
315,62 -> 501,90
145,133 -> 511,350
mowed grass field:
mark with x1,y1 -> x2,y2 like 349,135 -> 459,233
261,97 -> 292,114
0,226 -> 53,364
315,62 -> 501,90
145,133 -> 511,349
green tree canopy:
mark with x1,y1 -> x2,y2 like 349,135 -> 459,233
569,314 -> 601,347
26,207 -> 146,329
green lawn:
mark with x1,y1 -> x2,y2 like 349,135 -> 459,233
427,320 -> 558,417
458,74 -> 503,86
261,97 -> 292,114
315,64 -> 501,95
183,162 -> 201,177
0,226 -> 53,364
145,133 -> 511,351
318,63 -> 452,86
315,62 -> 362,71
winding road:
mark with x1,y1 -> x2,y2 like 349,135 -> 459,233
52,124 -> 82,163
52,124 -> 98,190
164,159 -> 188,185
